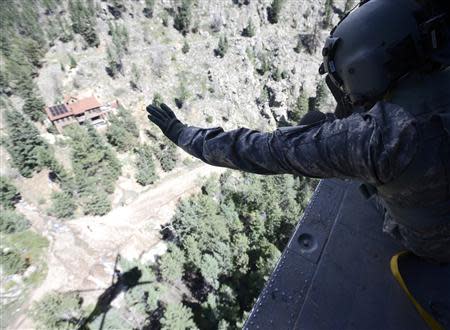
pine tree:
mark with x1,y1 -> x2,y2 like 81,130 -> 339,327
69,54 -> 77,69
106,45 -> 122,78
110,22 -> 129,56
267,0 -> 284,24
0,209 -> 30,234
22,88 -> 46,121
160,303 -> 197,330
182,40 -> 190,54
135,144 -> 158,186
130,63 -> 141,91
0,176 -> 20,209
49,191 -> 76,219
106,107 -> 139,151
31,292 -> 85,330
159,244 -> 185,283
174,0 -> 192,36
323,0 -> 335,28
315,80 -> 327,111
82,186 -> 111,216
5,110 -> 48,177
294,36 -> 302,53
158,142 -> 178,172
0,249 -> 28,275
106,117 -> 134,152
215,34 -> 229,58
68,0 -> 99,47
67,124 -> 121,215
242,19 -> 255,37
143,0 -> 155,18
290,87 -> 309,122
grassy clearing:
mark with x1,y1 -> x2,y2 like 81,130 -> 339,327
1,230 -> 49,328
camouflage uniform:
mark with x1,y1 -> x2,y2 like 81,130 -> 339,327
177,69 -> 450,263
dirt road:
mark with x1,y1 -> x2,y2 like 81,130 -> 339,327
10,164 -> 224,330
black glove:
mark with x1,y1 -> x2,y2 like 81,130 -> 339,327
146,103 -> 186,144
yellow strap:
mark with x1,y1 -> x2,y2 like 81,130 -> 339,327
390,251 -> 444,330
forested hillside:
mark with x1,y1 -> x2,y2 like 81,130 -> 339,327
0,0 -> 351,328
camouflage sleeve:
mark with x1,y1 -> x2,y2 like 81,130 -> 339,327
177,101 -> 418,184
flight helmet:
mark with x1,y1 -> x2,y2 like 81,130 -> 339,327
319,0 -> 450,112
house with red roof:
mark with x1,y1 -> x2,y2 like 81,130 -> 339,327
45,96 -> 118,133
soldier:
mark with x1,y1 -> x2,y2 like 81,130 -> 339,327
147,0 -> 450,263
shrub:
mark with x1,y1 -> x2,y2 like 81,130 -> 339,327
82,188 -> 111,216
49,191 -> 76,219
4,110 -> 49,177
267,0 -> 284,24
0,249 -> 28,275
143,0 -> 155,18
30,291 -> 84,330
159,244 -> 185,283
182,40 -> 190,54
173,0 -> 192,35
242,19 -> 255,37
174,79 -> 190,109
158,143 -> 178,172
0,176 -> 20,209
135,144 -> 158,186
160,303 -> 197,330
214,34 -> 229,58
0,210 -> 30,234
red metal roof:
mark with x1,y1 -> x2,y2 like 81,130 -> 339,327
45,96 -> 102,121
67,96 -> 101,115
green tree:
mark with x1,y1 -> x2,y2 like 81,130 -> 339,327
49,191 -> 76,219
242,19 -> 255,37
199,254 -> 221,289
215,34 -> 229,58
69,0 -> 99,47
31,291 -> 84,330
143,0 -> 155,18
5,110 -> 49,177
109,21 -> 129,56
106,107 -> 139,152
161,303 -> 197,330
82,186 -> 111,216
174,78 -> 190,109
22,88 -> 46,121
294,36 -> 302,53
88,308 -> 130,330
290,87 -> 309,122
159,244 -> 185,283
315,80 -> 327,111
135,144 -> 158,186
105,118 -> 134,152
157,142 -> 178,172
69,54 -> 77,69
130,63 -> 141,91
173,0 -> 192,36
267,0 -> 284,24
323,0 -> 335,28
0,176 -> 19,209
182,40 -> 190,54
0,210 -> 30,234
0,249 -> 28,275
106,45 -> 122,78
67,124 -> 121,215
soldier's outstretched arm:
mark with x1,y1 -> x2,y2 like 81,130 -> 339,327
147,102 -> 418,185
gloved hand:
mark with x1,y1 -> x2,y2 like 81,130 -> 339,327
146,103 -> 186,144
